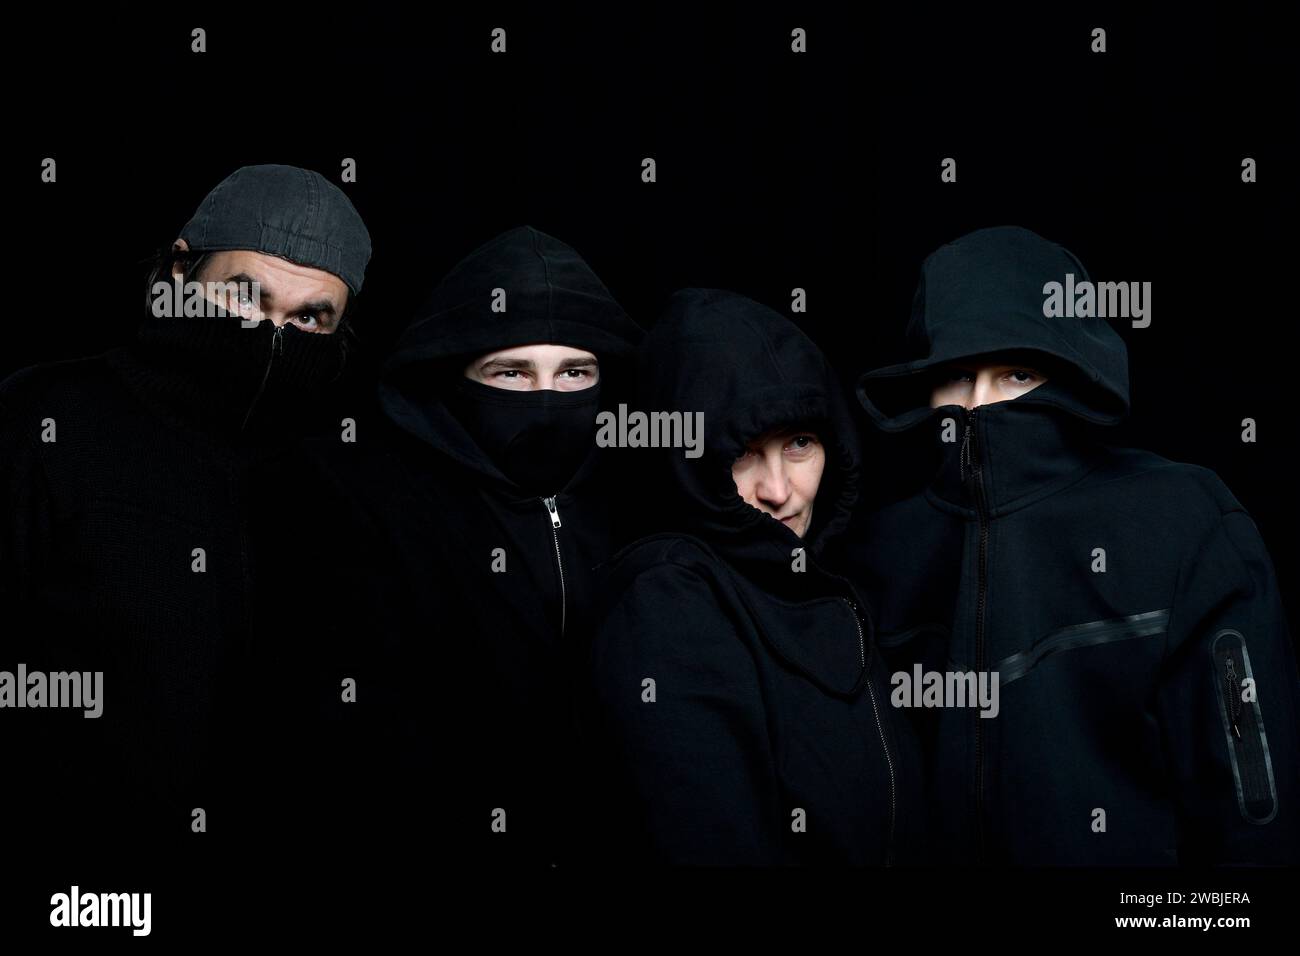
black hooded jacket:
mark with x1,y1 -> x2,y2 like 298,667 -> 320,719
840,226 -> 1300,865
0,316 -> 351,855
584,289 -> 922,865
305,226 -> 643,865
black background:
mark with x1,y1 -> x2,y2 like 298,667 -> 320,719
10,6 -> 1295,597
4,2 -> 1296,934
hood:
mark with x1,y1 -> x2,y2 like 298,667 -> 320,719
378,225 -> 642,485
858,225 -> 1130,431
637,289 -> 861,570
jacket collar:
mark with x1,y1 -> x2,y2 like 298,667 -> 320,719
924,389 -> 1107,517
106,317 -> 344,442
653,532 -> 872,698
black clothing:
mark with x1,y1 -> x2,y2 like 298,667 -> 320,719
444,376 -> 604,495
306,225 -> 642,866
585,289 -> 922,865
1,317 -> 348,853
841,225 -> 1300,864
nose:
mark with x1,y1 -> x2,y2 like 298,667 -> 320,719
253,305 -> 282,327
753,452 -> 792,507
969,372 -> 997,409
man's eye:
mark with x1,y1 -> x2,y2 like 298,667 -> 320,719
226,291 -> 256,313
786,435 -> 818,455
947,370 -> 975,384
1007,369 -> 1037,384
294,313 -> 320,331
563,368 -> 590,378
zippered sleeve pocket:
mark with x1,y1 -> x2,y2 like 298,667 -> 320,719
1211,629 -> 1279,825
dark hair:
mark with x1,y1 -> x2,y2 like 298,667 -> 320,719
142,246 -> 214,316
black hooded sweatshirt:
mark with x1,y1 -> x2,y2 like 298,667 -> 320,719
305,226 -> 643,866
840,226 -> 1300,865
584,289 -> 922,865
0,316 -> 351,857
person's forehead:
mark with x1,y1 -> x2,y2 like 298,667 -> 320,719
203,250 -> 347,299
480,344 -> 598,364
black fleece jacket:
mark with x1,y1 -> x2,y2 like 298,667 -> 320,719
300,226 -> 643,866
838,226 -> 1300,865
585,289 -> 923,865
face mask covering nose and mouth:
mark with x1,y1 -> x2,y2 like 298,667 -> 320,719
445,375 -> 603,495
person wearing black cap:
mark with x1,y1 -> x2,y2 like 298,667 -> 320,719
303,225 -> 643,867
582,289 -> 921,865
0,165 -> 372,860
840,225 -> 1300,865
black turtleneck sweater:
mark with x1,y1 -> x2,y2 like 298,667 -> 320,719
0,317 -> 351,860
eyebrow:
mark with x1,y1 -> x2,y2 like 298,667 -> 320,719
480,356 -> 598,372
221,272 -> 339,317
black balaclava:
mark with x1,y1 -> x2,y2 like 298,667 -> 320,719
443,375 -> 602,496
379,226 -> 643,493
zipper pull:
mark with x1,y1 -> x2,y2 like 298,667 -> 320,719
843,597 -> 866,669
240,322 -> 284,434
959,422 -> 972,483
543,496 -> 562,529
1225,655 -> 1242,739
960,408 -> 982,485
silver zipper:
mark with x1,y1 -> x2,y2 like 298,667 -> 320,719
845,599 -> 866,668
846,597 -> 895,865
542,496 -> 566,637
240,323 -> 284,433
1225,654 -> 1242,739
